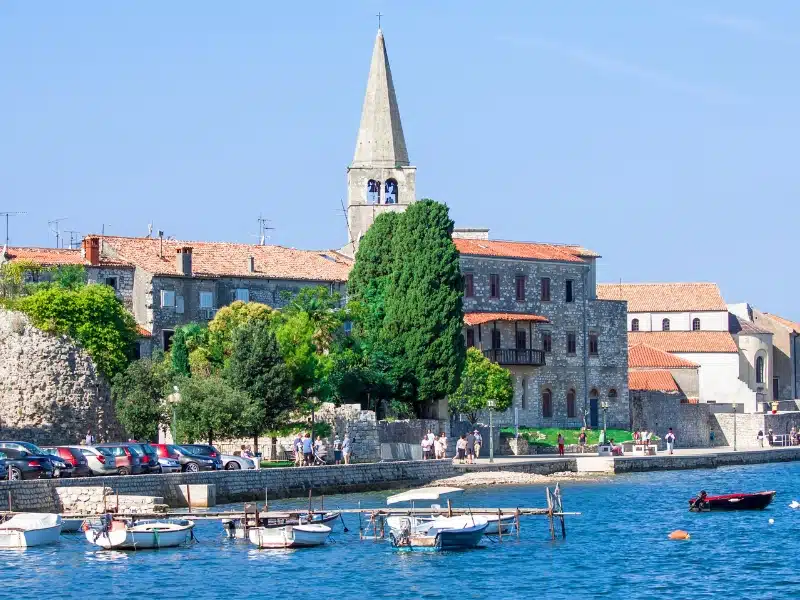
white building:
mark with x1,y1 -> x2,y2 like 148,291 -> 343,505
598,283 -> 773,413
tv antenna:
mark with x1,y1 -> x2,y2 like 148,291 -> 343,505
256,215 -> 274,245
63,230 -> 81,249
48,217 -> 68,248
0,212 -> 26,247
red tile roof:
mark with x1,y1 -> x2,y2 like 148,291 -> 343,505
596,283 -> 727,312
629,370 -> 679,392
464,312 -> 550,327
628,331 -> 738,353
136,325 -> 152,338
628,343 -> 699,368
454,238 -> 590,263
95,236 -> 352,282
3,247 -> 85,266
764,313 -> 800,334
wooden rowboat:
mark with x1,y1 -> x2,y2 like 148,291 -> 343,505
689,491 -> 776,512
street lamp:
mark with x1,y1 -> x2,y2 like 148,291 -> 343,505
601,401 -> 609,442
171,385 -> 180,444
732,401 -> 738,451
487,399 -> 496,464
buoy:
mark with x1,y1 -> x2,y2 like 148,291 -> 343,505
668,530 -> 690,540
789,500 -> 800,509
769,518 -> 775,525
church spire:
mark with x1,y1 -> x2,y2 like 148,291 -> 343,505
351,29 -> 409,168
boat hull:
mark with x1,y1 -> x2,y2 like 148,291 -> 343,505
248,524 -> 330,549
689,491 -> 776,511
61,518 -> 84,533
0,514 -> 62,548
85,520 -> 194,549
224,512 -> 340,539
483,515 -> 515,535
391,516 -> 488,550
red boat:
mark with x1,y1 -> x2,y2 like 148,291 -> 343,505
688,490 -> 776,511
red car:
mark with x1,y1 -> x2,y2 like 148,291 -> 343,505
42,446 -> 92,478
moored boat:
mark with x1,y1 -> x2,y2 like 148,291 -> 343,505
84,517 -> 194,549
689,490 -> 776,512
0,513 -> 62,548
390,515 -> 488,550
483,513 -> 516,534
248,523 -> 331,549
60,518 -> 85,533
223,511 -> 341,539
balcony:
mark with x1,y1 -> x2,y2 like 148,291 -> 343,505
482,348 -> 546,366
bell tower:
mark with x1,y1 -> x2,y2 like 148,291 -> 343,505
344,28 -> 416,255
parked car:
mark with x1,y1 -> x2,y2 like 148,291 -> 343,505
122,442 -> 161,474
182,444 -> 251,470
151,443 -> 219,472
75,446 -> 117,476
42,446 -> 91,478
44,453 -> 73,478
158,457 -> 181,474
95,444 -> 143,475
0,442 -> 55,480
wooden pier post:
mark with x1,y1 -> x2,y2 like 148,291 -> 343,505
497,509 -> 503,542
358,501 -> 363,540
187,485 -> 192,514
515,508 -> 521,540
546,487 -> 555,541
447,499 -> 453,518
116,489 -> 119,514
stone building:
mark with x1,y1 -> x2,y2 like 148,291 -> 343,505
747,309 -> 800,402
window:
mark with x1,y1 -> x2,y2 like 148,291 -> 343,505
515,275 -> 525,302
567,388 -> 576,418
160,290 -> 176,308
542,331 -> 552,353
199,291 -> 214,309
516,330 -> 526,350
692,318 -> 701,331
756,356 -> 764,384
542,389 -> 552,418
234,288 -> 250,302
489,274 -> 500,299
491,329 -> 501,350
662,318 -> 670,331
541,278 -> 551,301
608,389 -> 618,400
105,277 -> 118,290
133,342 -> 142,360
176,295 -> 185,314
520,378 -> 526,410
162,330 -> 175,351
463,273 -> 474,298
589,332 -> 599,355
384,179 -> 398,204
566,280 -> 574,303
631,318 -> 639,331
367,179 -> 381,204
466,329 -> 475,348
773,376 -> 779,400
567,331 -> 577,354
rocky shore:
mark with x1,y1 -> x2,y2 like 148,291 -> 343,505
429,470 -> 606,488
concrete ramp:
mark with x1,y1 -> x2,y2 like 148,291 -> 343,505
576,456 -> 615,473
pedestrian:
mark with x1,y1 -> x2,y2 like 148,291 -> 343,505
302,432 -> 313,466
439,432 -> 448,459
426,429 -> 436,445
421,436 -> 431,460
473,430 -> 483,459
433,435 -> 443,459
578,430 -> 587,454
456,435 -> 467,464
768,428 -> 774,446
665,428 -> 676,455
342,434 -> 352,465
557,432 -> 565,456
333,435 -> 343,465
85,430 -> 95,446
757,430 -> 764,448
642,430 -> 650,447
465,430 -> 475,464
243,445 -> 254,459
709,430 -> 715,445
293,433 -> 303,467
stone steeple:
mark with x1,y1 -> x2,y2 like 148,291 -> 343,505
344,28 -> 416,256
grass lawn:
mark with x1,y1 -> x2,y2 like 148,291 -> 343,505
259,460 -> 295,469
501,427 -> 636,447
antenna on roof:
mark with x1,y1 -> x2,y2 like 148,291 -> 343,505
63,230 -> 81,250
0,212 -> 26,247
257,215 -> 274,245
158,230 -> 164,258
147,223 -> 153,238
48,217 -> 68,248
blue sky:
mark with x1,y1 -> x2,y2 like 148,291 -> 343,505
1,1 -> 798,317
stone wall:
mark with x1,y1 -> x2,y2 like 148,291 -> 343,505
631,394 -> 713,448
55,486 -> 166,515
86,266 -> 136,312
0,309 -> 123,445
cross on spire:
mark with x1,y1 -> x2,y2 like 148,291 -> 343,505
376,12 -> 382,29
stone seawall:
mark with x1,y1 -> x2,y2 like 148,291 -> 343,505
614,447 -> 800,473
0,460 -> 457,513
456,458 -> 577,476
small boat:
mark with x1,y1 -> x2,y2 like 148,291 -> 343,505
483,513 -> 516,534
390,515 -> 488,550
689,491 -> 776,512
60,518 -> 85,533
248,523 -> 331,549
223,511 -> 341,539
385,486 -> 464,535
0,513 -> 62,548
84,517 -> 194,550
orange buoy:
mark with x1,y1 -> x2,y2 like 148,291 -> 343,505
668,529 -> 690,540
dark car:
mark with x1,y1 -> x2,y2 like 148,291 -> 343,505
42,446 -> 91,478
181,445 -> 225,470
152,443 -> 218,472
95,444 -> 144,475
0,441 -> 55,480
114,442 -> 160,474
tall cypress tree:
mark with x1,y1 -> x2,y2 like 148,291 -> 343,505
382,199 -> 465,408
170,328 -> 190,376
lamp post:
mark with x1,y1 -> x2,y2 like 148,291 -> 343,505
732,401 -> 738,451
171,385 -> 180,444
601,401 -> 609,442
487,399 -> 496,464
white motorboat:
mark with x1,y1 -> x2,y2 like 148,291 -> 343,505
483,514 -> 516,534
223,511 -> 341,539
386,487 -> 464,535
248,523 -> 331,549
0,513 -> 62,548
85,517 -> 194,550
390,515 -> 488,550
61,518 -> 85,533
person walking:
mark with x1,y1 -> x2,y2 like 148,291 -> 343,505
85,430 -> 95,446
757,430 -> 765,448
665,428 -> 676,455
768,428 -> 774,446
557,432 -> 565,456
302,432 -> 313,466
342,434 -> 352,465
293,433 -> 303,467
578,430 -> 587,453
473,430 -> 483,459
433,435 -> 443,460
456,435 -> 467,464
439,432 -> 448,459
333,435 -> 343,465
421,436 -> 431,460
465,430 -> 476,464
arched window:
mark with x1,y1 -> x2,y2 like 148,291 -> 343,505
631,318 -> 639,331
692,318 -> 701,331
756,356 -> 764,384
542,389 -> 552,418
662,318 -> 670,331
590,388 -> 599,400
384,179 -> 398,204
367,179 -> 381,204
567,388 -> 576,418
608,389 -> 618,400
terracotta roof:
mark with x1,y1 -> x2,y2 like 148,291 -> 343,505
464,312 -> 550,326
728,313 -> 772,336
628,331 -> 738,353
629,370 -> 679,392
136,325 -> 152,338
764,313 -> 800,334
563,245 -> 601,258
454,238 -> 590,263
596,283 -> 727,312
3,247 -> 85,266
94,236 -> 352,282
628,343 -> 699,368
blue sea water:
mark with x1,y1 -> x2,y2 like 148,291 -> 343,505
2,462 -> 800,600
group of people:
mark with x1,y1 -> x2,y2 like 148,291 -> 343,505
757,427 -> 800,447
455,430 -> 483,464
421,430 -> 449,460
292,432 -> 351,466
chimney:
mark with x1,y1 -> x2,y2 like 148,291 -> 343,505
83,236 -> 100,266
176,246 -> 192,276
247,256 -> 255,273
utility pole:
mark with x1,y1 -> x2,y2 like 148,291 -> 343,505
48,217 -> 68,248
487,399 -> 496,463
0,212 -> 25,247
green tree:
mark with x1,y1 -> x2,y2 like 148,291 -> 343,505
382,199 -> 465,409
449,347 -> 514,423
174,376 -> 249,444
170,328 -> 190,376
227,319 -> 294,454
208,300 -> 273,366
112,354 -> 173,440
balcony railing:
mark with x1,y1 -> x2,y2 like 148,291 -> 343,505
482,348 -> 546,366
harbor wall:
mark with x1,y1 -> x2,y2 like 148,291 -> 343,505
0,460 -> 457,513
613,447 -> 800,473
